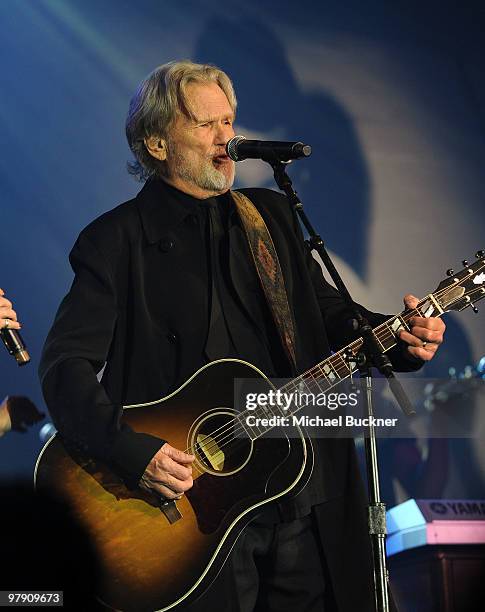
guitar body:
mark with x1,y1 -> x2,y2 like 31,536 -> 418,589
34,253 -> 485,611
34,359 -> 312,612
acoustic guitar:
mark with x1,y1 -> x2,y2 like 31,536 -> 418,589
34,252 -> 485,611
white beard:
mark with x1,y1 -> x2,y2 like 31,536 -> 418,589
166,141 -> 235,194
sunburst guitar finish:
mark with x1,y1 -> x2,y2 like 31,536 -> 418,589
34,359 -> 311,611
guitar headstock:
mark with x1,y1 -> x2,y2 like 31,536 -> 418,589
433,250 -> 485,314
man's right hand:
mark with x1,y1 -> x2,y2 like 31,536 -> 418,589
139,443 -> 195,500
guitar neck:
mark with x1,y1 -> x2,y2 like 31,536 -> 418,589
241,294 -> 445,439
292,293 -> 444,394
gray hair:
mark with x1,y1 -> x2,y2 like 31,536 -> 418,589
126,60 -> 237,181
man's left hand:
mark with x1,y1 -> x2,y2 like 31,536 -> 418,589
398,294 -> 446,361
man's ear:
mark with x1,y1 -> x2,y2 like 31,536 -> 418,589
144,136 -> 167,161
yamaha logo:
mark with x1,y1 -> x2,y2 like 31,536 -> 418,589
424,499 -> 485,519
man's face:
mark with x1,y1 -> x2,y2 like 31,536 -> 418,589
162,81 -> 236,199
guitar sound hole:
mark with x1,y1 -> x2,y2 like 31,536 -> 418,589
190,409 -> 252,476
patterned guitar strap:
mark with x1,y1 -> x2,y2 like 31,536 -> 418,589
230,190 -> 297,373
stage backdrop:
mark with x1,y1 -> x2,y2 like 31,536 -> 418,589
1,1 -> 484,497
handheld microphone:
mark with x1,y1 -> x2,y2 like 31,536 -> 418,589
226,135 -> 312,162
0,328 -> 30,366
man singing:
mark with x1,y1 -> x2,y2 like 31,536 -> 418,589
39,60 -> 445,611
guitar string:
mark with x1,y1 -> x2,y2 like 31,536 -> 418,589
182,279 -> 484,463
189,267 -> 485,456
184,272 -> 484,476
189,322 -> 481,476
185,281 -> 484,462
187,282 -> 484,463
185,326 -> 404,461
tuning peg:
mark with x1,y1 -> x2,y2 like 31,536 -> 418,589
446,268 -> 454,276
471,303 -> 479,313
476,250 -> 485,259
462,259 -> 469,267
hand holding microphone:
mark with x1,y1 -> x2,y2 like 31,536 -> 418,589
0,288 -> 30,365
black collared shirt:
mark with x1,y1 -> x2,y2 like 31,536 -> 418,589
161,182 -> 291,378
160,183 -> 322,521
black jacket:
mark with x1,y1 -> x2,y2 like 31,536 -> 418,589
39,178 -> 420,610
39,178 -> 419,485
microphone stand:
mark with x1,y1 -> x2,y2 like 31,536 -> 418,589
268,158 -> 415,612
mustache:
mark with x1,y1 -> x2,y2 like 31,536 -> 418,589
210,148 -> 231,158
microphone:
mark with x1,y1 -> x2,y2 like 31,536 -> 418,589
226,135 -> 312,162
0,328 -> 30,366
